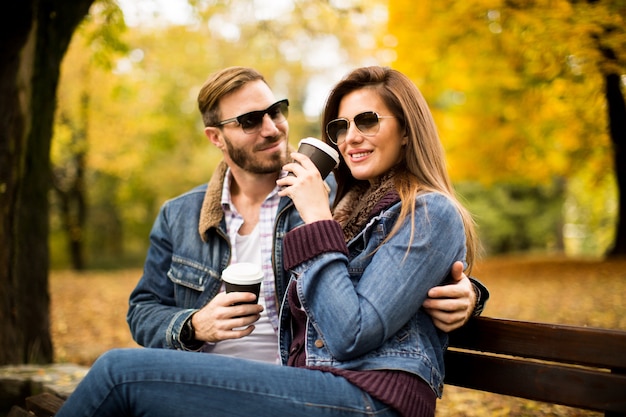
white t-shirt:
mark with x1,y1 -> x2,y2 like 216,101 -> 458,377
202,225 -> 279,363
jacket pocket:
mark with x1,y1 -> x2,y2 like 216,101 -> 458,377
167,256 -> 218,306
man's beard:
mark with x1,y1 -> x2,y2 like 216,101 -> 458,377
223,134 -> 288,174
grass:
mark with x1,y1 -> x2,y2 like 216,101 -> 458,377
50,255 -> 626,416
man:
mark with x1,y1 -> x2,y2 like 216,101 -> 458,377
127,66 -> 488,362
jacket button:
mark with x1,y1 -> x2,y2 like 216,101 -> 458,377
314,339 -> 324,348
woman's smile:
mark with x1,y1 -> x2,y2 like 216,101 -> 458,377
347,149 -> 373,161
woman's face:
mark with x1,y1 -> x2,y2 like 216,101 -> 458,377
335,88 -> 406,182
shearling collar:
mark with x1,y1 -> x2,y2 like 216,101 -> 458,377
198,161 -> 229,242
333,169 -> 400,242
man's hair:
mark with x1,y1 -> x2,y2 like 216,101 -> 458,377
197,67 -> 266,127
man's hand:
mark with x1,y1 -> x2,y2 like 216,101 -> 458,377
423,261 -> 476,333
192,292 -> 263,343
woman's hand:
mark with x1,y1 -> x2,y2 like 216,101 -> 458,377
277,152 -> 333,224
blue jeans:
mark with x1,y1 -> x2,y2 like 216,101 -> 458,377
56,348 -> 399,417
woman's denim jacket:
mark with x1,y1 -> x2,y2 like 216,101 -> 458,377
127,161 -> 305,350
278,192 -> 467,398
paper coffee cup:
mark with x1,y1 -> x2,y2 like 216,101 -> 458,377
222,263 -> 263,304
293,137 -> 340,179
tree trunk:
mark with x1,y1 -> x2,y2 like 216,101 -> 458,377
606,72 -> 626,257
0,0 -> 95,365
582,1 -> 626,257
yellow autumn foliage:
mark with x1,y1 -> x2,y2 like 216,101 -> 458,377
388,0 -> 619,186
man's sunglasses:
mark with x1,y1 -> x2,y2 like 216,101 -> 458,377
217,99 -> 289,134
326,111 -> 395,145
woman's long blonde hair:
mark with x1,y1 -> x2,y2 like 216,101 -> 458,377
322,66 -> 478,270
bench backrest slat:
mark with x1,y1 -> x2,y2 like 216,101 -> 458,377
448,317 -> 626,370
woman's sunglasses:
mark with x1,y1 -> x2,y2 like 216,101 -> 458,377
326,111 -> 395,145
217,99 -> 289,134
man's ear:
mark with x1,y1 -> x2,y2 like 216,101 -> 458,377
204,127 -> 223,149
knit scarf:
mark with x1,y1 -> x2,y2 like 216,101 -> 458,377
333,170 -> 401,242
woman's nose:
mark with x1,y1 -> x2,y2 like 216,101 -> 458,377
342,122 -> 362,144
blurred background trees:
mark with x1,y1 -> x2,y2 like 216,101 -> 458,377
389,0 -> 625,256
49,0 -> 625,270
1,0 -> 623,367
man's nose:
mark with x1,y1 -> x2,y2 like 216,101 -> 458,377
260,113 -> 281,135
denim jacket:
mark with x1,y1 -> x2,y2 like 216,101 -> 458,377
278,192 -> 467,398
127,161 -> 304,350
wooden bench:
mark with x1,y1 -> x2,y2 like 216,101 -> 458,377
11,316 -> 626,416
446,316 -> 626,416
8,392 -> 65,417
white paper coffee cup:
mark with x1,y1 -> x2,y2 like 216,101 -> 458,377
222,263 -> 264,304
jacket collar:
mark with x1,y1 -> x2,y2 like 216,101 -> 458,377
198,161 -> 229,242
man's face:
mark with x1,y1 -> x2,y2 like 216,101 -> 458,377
211,80 -> 289,174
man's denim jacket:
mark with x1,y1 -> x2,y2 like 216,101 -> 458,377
127,161 -> 304,350
278,192 -> 468,398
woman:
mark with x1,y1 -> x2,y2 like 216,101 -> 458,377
275,65 -> 478,416
55,66 -> 477,417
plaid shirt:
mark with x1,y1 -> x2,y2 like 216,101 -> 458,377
221,169 -> 281,332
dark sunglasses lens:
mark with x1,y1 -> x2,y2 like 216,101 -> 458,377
327,120 -> 348,143
269,101 -> 289,121
239,111 -> 265,132
354,112 -> 379,134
